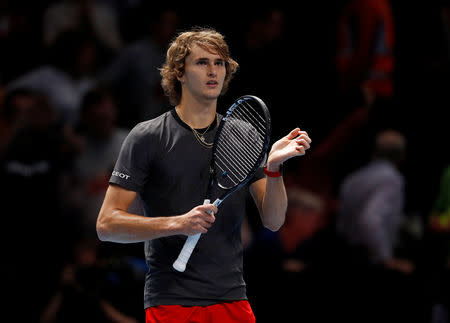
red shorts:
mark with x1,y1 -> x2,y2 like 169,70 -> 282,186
145,300 -> 255,323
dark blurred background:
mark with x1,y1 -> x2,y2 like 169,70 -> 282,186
1,0 -> 450,322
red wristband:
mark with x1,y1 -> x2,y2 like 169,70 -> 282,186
264,164 -> 283,177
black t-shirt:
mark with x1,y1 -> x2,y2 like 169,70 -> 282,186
109,109 -> 264,308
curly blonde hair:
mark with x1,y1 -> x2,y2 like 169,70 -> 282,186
160,27 -> 239,106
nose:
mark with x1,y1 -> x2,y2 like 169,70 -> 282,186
207,63 -> 217,77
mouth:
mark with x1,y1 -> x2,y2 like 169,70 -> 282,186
206,80 -> 219,87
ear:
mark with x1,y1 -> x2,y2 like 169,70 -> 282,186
176,71 -> 185,84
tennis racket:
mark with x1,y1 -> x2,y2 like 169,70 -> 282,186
173,95 -> 271,272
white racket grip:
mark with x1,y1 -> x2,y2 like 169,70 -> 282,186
173,199 -> 211,272
172,233 -> 201,272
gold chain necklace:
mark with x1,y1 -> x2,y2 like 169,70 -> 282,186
189,114 -> 219,148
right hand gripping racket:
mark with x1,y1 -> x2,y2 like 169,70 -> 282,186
173,95 -> 271,272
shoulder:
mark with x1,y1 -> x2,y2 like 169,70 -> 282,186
364,160 -> 404,188
376,160 -> 401,176
126,111 -> 173,140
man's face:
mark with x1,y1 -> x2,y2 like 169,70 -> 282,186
178,44 -> 226,102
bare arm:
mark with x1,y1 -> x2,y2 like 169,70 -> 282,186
250,176 -> 287,231
96,184 -> 217,243
250,128 -> 311,231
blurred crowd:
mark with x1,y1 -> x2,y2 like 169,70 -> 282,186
1,1 -> 449,322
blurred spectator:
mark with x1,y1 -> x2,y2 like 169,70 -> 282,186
336,129 -> 411,270
0,1 -> 44,85
42,0 -> 122,52
0,89 -> 82,321
7,30 -> 100,125
0,87 -> 36,153
101,7 -> 180,128
335,129 -> 421,323
65,86 -> 129,238
335,0 -> 395,117
39,237 -> 140,323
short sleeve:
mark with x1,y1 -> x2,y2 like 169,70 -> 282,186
109,123 -> 152,192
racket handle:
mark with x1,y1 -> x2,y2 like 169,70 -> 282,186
172,233 -> 201,272
173,199 -> 210,272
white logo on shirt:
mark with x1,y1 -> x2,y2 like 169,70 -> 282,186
112,170 -> 130,179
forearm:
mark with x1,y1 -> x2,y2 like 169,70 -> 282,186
96,208 -> 182,243
98,184 -> 217,243
260,175 -> 287,231
257,127 -> 310,231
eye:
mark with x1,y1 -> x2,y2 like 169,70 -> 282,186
215,60 -> 224,66
197,60 -> 207,65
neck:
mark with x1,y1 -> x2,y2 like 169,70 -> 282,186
176,94 -> 217,129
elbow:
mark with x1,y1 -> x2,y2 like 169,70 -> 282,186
260,193 -> 287,232
96,212 -> 111,241
96,220 -> 108,241
264,221 -> 284,232
262,212 -> 286,232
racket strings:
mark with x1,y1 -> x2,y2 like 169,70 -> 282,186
215,138 -> 257,185
214,100 -> 269,187
223,117 -> 264,155
228,116 -> 264,154
238,101 -> 267,133
218,125 -> 261,169
215,137 -> 255,183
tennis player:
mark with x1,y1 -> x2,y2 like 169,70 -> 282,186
97,27 -> 311,323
